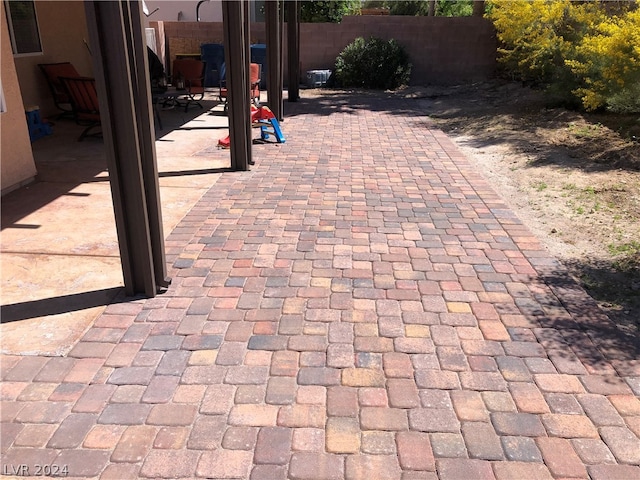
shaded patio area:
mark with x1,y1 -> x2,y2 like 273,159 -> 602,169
1,90 -> 639,479
1,93 -> 231,355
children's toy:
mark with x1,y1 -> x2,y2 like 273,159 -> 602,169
218,105 -> 285,148
26,106 -> 52,142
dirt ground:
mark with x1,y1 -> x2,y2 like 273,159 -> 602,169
396,81 -> 639,334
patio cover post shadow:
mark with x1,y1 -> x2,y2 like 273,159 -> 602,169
84,0 -> 170,297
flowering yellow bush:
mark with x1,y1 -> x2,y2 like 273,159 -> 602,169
487,0 -> 640,112
568,9 -> 640,111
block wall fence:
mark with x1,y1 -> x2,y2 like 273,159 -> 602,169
151,15 -> 497,86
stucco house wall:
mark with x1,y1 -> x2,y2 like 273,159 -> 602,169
1,3 -> 37,195
144,0 -> 223,23
14,1 -> 93,119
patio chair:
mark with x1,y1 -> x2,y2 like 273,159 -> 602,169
172,59 -> 205,112
59,76 -> 102,141
37,62 -> 81,119
148,46 -> 167,95
219,63 -> 261,113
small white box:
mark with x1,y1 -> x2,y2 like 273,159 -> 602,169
306,70 -> 332,88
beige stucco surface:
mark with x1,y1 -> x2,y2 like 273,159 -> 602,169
144,0 -> 223,23
1,3 -> 37,195
13,1 -> 93,118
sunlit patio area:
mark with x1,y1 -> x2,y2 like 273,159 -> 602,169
1,89 -> 639,479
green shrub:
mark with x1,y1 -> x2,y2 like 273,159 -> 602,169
334,37 -> 412,90
606,82 -> 640,114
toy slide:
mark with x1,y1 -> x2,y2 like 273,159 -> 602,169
218,105 -> 285,148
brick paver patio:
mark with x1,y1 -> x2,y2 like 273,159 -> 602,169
2,92 -> 639,479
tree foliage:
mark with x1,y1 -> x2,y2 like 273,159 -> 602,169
435,0 -> 473,17
385,1 -> 431,16
487,0 -> 640,112
362,1 -> 474,17
300,0 -> 361,23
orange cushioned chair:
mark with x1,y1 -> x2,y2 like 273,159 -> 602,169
172,59 -> 205,112
59,77 -> 102,141
219,63 -> 261,113
38,62 -> 81,118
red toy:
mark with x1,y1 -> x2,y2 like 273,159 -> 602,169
218,105 -> 285,148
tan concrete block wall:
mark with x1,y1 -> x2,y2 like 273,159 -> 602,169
300,16 -> 497,85
156,15 -> 496,86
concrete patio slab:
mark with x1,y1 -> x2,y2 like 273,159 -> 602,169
1,95 -> 230,356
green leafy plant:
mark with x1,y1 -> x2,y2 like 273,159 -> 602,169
300,1 -> 361,23
363,1 -> 474,17
334,37 -> 412,90
568,123 -> 603,138
608,241 -> 640,256
533,181 -> 548,191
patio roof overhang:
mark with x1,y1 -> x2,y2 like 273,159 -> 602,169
84,0 -> 298,297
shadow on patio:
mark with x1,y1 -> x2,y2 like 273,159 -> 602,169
0,94 -> 231,356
